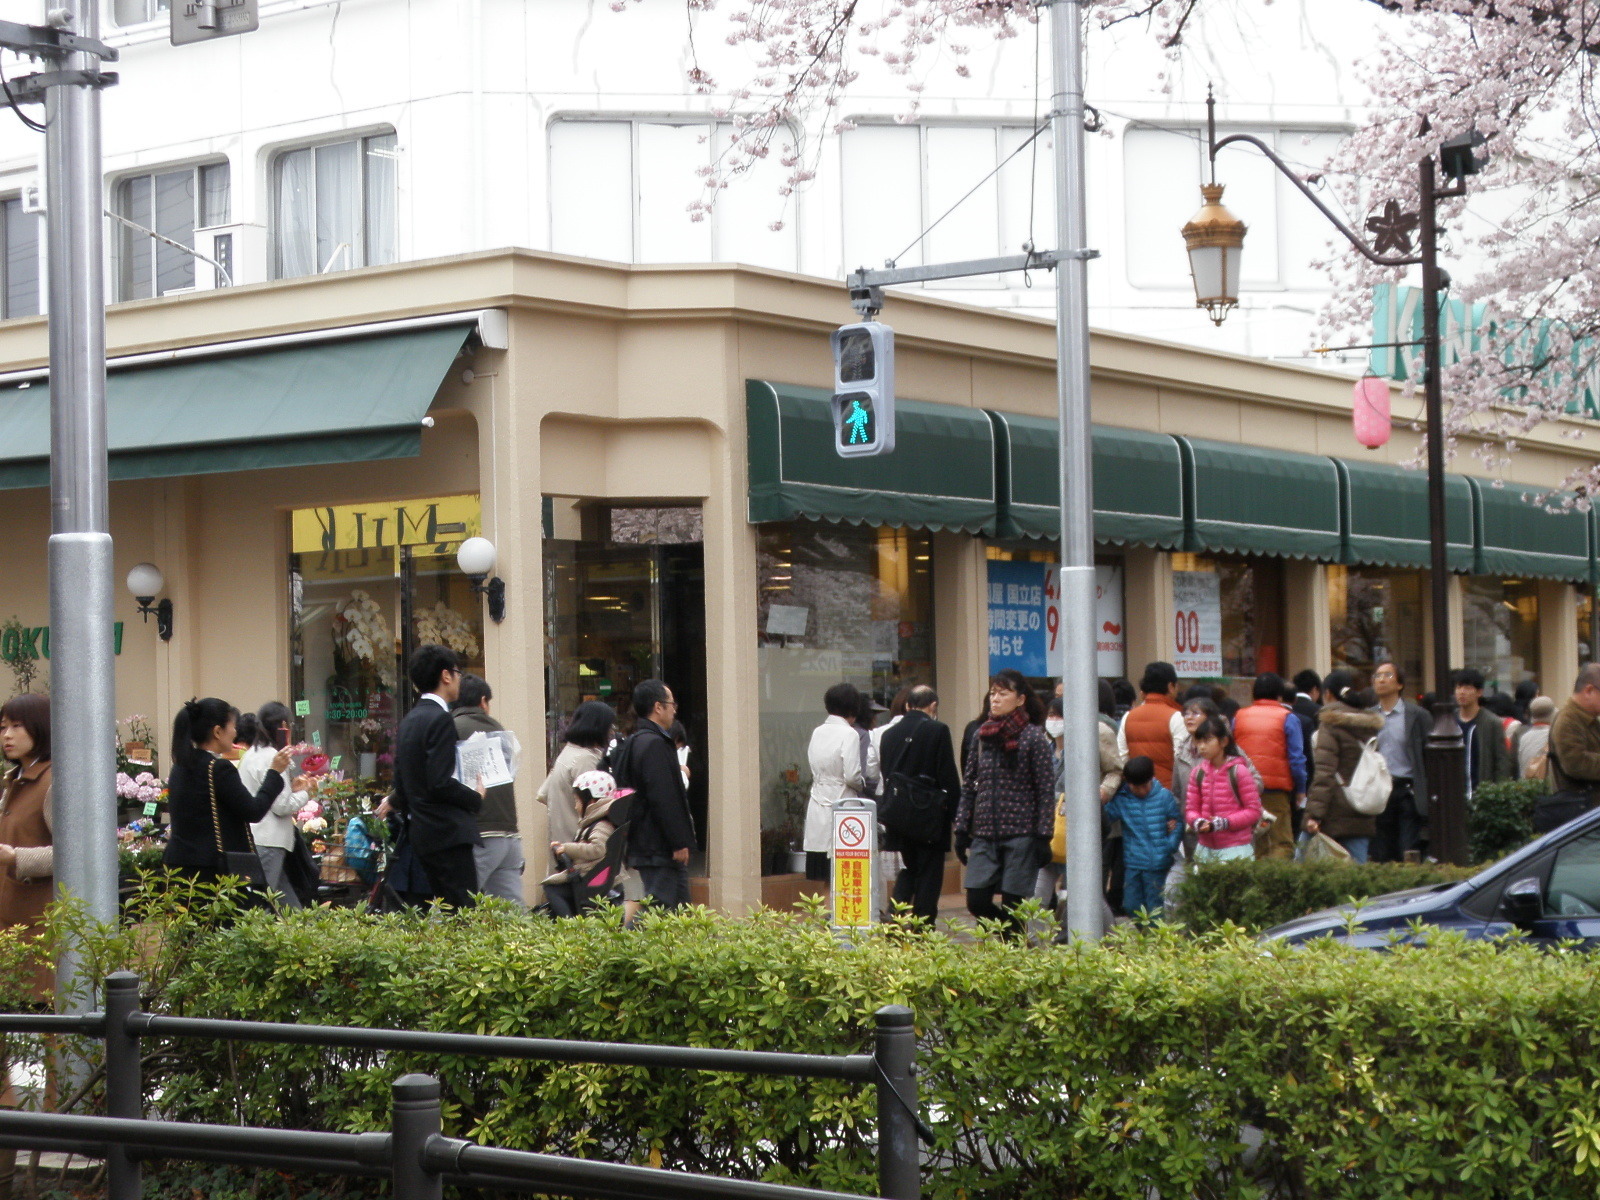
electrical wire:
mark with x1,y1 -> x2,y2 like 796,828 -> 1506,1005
891,119 -> 1049,267
0,55 -> 46,134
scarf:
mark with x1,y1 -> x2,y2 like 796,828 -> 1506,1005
977,705 -> 1030,755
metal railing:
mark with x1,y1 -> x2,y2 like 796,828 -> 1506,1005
0,971 -> 928,1200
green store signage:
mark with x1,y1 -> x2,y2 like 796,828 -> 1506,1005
0,622 -> 125,661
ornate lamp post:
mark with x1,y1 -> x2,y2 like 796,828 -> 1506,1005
1181,90 -> 1479,865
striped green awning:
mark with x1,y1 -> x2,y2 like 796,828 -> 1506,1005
988,412 -> 1185,547
1473,477 -> 1591,582
1337,458 -> 1475,571
746,381 -> 998,534
1178,436 -> 1343,561
0,323 -> 472,489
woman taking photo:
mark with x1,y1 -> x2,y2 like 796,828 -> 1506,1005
240,702 -> 310,908
163,698 -> 290,887
0,693 -> 52,998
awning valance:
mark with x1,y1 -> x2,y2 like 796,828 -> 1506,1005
1178,436 -> 1344,561
1336,458 -> 1475,572
0,323 -> 473,490
746,381 -> 998,534
1472,477 -> 1591,582
988,412 -> 1185,547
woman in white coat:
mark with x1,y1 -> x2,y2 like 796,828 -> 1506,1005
241,702 -> 309,908
803,682 -> 874,881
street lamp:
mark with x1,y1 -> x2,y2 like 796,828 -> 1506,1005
456,536 -> 506,623
125,562 -> 172,641
1181,88 -> 1480,865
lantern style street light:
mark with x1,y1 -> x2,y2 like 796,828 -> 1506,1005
1182,87 -> 1482,866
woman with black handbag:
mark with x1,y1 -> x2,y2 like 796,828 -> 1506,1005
163,697 -> 290,892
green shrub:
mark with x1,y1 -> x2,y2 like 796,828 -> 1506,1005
90,897 -> 1600,1200
1173,857 -> 1476,933
1469,777 -> 1544,863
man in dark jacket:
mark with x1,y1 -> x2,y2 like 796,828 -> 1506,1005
1454,667 -> 1513,793
1369,661 -> 1430,861
391,644 -> 485,908
616,678 -> 697,909
1547,664 -> 1600,796
878,685 -> 960,923
453,673 -> 523,905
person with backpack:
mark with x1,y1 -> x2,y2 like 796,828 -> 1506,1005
1183,716 -> 1263,865
614,679 -> 697,910
1304,669 -> 1384,862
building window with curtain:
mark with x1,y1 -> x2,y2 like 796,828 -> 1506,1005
1462,576 -> 1540,691
0,197 -> 40,319
1327,565 -> 1425,688
114,162 -> 230,301
273,131 -> 398,279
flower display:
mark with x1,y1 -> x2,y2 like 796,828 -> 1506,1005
413,601 -> 480,661
301,816 -> 328,835
300,752 -> 330,775
333,589 -> 396,686
295,799 -> 323,824
116,771 -> 164,804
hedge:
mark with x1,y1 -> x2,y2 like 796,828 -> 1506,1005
12,882 -> 1585,1200
1173,858 -> 1477,934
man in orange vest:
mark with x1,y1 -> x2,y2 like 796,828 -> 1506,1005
1232,673 -> 1306,860
1117,662 -> 1184,790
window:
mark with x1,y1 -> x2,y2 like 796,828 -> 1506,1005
548,118 -> 798,270
112,0 -> 169,26
0,197 -> 40,319
273,132 -> 398,279
1328,565 -> 1425,688
1546,827 -> 1600,916
1462,576 -> 1540,691
114,162 -> 229,300
1122,124 -> 1345,290
838,123 -> 1052,287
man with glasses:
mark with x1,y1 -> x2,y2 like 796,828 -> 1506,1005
1369,661 -> 1430,861
615,679 -> 697,910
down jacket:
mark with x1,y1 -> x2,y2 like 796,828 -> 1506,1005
1306,701 -> 1384,840
1184,756 -> 1262,851
1102,781 -> 1183,870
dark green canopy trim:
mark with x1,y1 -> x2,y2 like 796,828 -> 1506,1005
746,381 -> 997,534
1336,458 -> 1474,572
988,411 -> 1185,547
0,323 -> 469,490
1472,477 -> 1591,582
1178,436 -> 1343,561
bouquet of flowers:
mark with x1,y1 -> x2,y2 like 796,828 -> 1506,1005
413,601 -> 480,660
333,590 -> 396,686
116,771 -> 164,806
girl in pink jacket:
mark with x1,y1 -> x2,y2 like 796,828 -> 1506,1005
1184,716 -> 1263,864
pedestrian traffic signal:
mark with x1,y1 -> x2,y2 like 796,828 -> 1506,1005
830,321 -> 895,457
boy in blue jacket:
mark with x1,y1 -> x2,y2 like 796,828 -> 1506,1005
1102,755 -> 1183,922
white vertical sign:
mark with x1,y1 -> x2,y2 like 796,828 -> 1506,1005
1171,570 -> 1223,676
1044,564 -> 1062,679
1094,562 -> 1126,678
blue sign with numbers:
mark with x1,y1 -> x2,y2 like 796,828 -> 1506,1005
986,561 -> 1049,677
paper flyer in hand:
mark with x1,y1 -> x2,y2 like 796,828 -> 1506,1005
455,730 -> 519,790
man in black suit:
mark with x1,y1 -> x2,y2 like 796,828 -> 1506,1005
615,679 -> 696,910
879,685 -> 960,924
391,644 -> 485,908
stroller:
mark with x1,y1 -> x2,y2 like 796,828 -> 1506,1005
540,770 -> 636,918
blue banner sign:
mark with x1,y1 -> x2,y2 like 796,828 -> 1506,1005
987,561 -> 1049,677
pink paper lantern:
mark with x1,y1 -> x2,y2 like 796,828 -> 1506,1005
1352,374 -> 1391,449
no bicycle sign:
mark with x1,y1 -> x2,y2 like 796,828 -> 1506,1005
831,799 -> 878,930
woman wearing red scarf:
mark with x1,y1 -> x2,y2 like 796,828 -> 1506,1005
954,669 -> 1054,931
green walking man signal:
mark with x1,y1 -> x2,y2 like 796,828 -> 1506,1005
830,321 -> 895,457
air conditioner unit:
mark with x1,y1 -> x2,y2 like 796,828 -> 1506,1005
192,222 -> 266,289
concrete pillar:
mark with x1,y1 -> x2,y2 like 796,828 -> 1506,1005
1539,580 -> 1579,696
1423,573 -> 1466,691
933,532 -> 988,724
1284,560 -> 1331,677
151,478 -> 200,733
1123,546 -> 1174,672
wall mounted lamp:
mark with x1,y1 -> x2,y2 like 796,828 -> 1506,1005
457,537 -> 506,623
126,562 -> 173,641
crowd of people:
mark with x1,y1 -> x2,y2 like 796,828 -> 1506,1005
801,658 -> 1597,929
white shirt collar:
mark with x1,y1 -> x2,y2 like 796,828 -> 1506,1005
422,693 -> 450,711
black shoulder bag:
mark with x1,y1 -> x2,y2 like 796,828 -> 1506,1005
879,724 -> 948,846
207,758 -> 269,890
1532,741 -> 1600,834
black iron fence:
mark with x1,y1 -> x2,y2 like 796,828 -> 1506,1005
0,971 -> 928,1200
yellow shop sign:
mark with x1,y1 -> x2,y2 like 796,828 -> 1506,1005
290,494 -> 481,555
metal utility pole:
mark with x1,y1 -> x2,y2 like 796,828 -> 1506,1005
1050,0 -> 1102,941
43,1 -> 118,994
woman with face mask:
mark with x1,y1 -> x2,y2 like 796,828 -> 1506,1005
1036,695 -> 1124,912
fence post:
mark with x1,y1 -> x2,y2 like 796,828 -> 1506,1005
103,971 -> 142,1200
873,1004 -> 919,1200
391,1073 -> 443,1200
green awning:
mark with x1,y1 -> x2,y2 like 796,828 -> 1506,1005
0,323 -> 473,489
1472,477 -> 1591,581
1178,436 -> 1343,560
988,412 -> 1186,547
746,381 -> 997,534
1336,458 -> 1475,571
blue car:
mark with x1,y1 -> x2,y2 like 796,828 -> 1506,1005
1262,806 -> 1600,948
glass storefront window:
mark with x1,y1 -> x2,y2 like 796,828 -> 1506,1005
1328,564 -> 1425,688
1168,552 -> 1285,701
756,522 -> 934,873
1461,576 -> 1539,690
984,543 -> 1128,688
1580,588 -> 1595,666
288,495 -> 485,783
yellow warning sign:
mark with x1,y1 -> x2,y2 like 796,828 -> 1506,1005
831,804 -> 876,929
